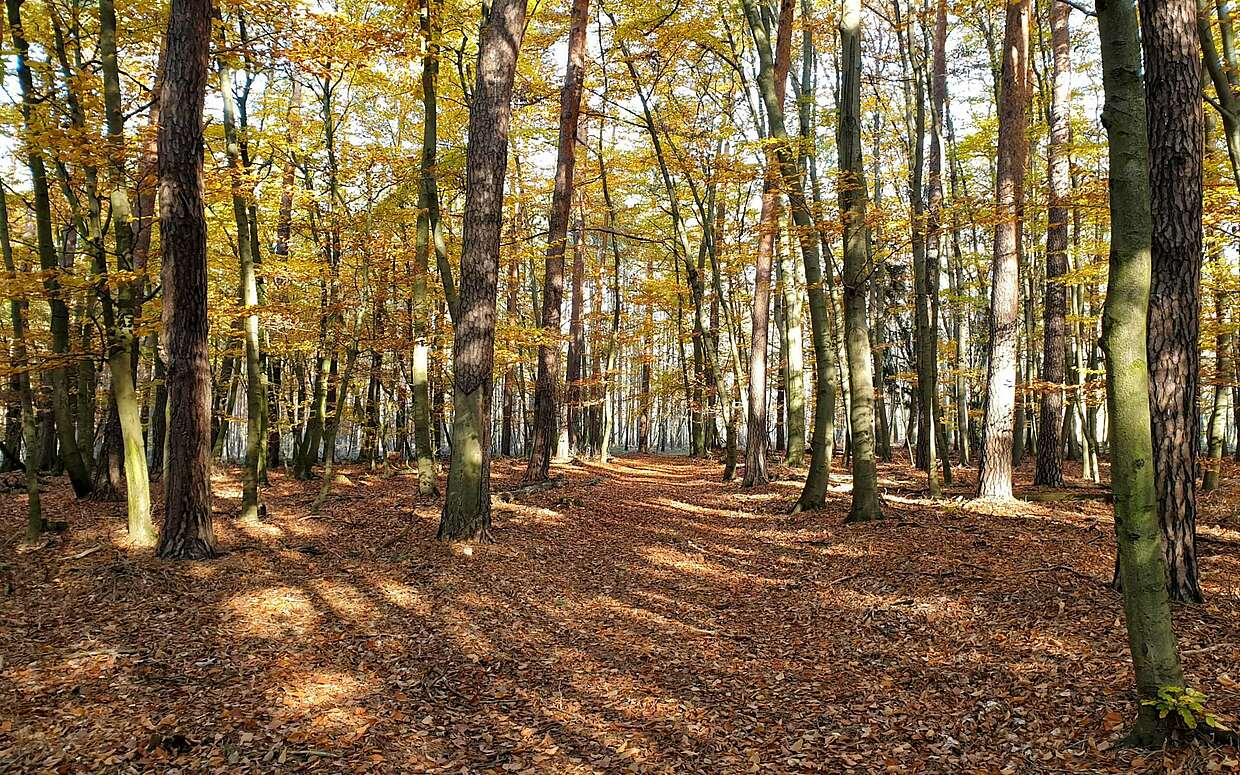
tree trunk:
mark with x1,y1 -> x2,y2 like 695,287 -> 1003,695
924,0 -> 950,488
1140,0 -> 1205,603
526,0 -> 589,480
566,218 -> 586,456
438,0 -> 528,541
92,396 -> 124,501
743,0 -> 793,487
269,82 -> 300,471
149,336 -> 168,478
1203,289 -> 1229,491
977,0 -> 1029,499
639,250 -> 653,453
838,0 -> 883,523
218,26 -> 265,521
1035,0 -> 1071,488
779,231 -> 806,468
411,0 -> 444,495
740,0 -> 837,512
598,120 -> 623,465
312,341 -> 360,512
1096,0 -> 1186,746
1,173 -> 44,539
501,253 -> 519,457
157,0 -> 217,559
5,0 -> 93,497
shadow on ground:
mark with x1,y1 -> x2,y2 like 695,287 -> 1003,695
0,453 -> 1237,773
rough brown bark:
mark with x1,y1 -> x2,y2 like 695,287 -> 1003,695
1035,0 -> 1070,488
1139,0 -> 1205,603
156,0 -> 217,559
525,0 -> 589,481
438,0 -> 528,541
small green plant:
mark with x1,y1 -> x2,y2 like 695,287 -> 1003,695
1141,686 -> 1231,731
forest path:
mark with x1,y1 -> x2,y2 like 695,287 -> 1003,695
0,454 -> 1237,772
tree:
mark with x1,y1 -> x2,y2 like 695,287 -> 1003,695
1095,0 -> 1187,746
157,0 -> 217,560
898,0 -> 942,497
1035,0 -> 1070,488
1199,0 -> 1240,191
838,0 -> 883,523
5,0 -> 94,498
1203,287 -> 1230,492
1139,0 -> 1205,603
977,0 -> 1029,500
526,0 -> 589,481
1,181 -> 42,541
99,0 -> 156,541
413,0 -> 449,496
217,16 -> 265,522
742,0 -> 793,489
438,0 -> 529,541
739,0 -> 837,514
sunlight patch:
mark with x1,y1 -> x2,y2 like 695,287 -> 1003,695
637,545 -> 734,581
307,580 -> 382,623
376,579 -> 431,615
225,586 -> 319,638
651,497 -> 746,519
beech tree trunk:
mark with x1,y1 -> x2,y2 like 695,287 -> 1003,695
98,0 -> 157,542
438,0 -> 528,541
218,25 -> 265,521
1203,289 -> 1229,492
838,0 -> 883,523
905,0 -> 940,497
157,0 -> 217,559
743,0 -> 794,487
927,0 -> 952,487
269,82 -> 301,470
978,0 -> 1028,499
1,175 -> 43,539
1096,0 -> 1186,746
412,0 -> 446,495
741,0 -> 837,512
566,219 -> 586,456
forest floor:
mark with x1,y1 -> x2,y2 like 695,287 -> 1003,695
0,453 -> 1238,774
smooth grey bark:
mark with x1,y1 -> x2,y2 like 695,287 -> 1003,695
1096,0 -> 1186,747
1,180 -> 43,539
978,0 -> 1029,499
413,0 -> 445,495
838,0 -> 883,523
740,0 -> 837,512
217,22 -> 265,521
100,0 -> 156,542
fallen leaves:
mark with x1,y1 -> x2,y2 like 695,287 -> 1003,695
0,455 -> 1236,772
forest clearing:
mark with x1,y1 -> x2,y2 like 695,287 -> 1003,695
1,456 -> 1238,773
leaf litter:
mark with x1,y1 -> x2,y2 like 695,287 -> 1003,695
0,455 -> 1237,773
